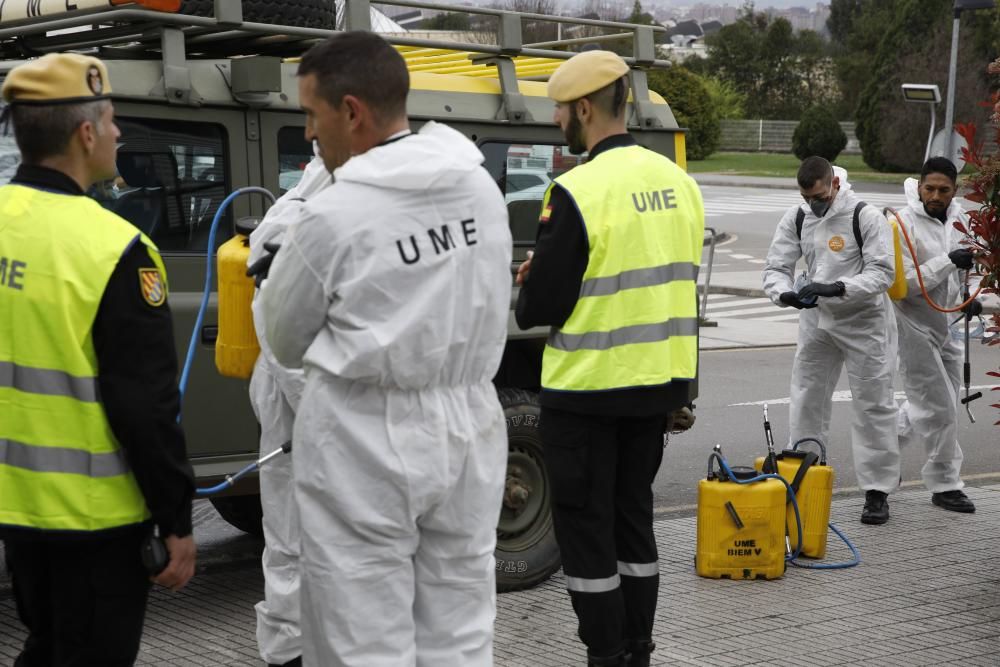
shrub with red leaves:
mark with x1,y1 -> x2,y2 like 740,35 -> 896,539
954,58 -> 1000,425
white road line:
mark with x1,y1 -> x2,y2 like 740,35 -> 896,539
756,312 -> 804,322
705,296 -> 764,307
728,385 -> 995,407
707,304 -> 787,317
747,259 -> 766,264
728,253 -> 754,259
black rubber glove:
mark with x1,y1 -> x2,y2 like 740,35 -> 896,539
948,248 -> 975,270
779,291 -> 818,310
246,242 -> 281,288
962,299 -> 983,321
797,281 -> 845,301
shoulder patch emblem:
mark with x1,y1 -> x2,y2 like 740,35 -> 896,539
539,204 -> 553,223
828,235 -> 845,252
139,268 -> 166,306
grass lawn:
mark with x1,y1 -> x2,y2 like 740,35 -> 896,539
688,152 -> 918,185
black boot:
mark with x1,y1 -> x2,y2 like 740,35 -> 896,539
861,490 -> 889,525
268,658 -> 301,667
932,489 -> 976,513
627,639 -> 656,667
588,649 -> 628,666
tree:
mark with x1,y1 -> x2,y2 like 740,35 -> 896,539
703,10 -> 831,120
854,0 -> 998,171
627,0 -> 655,25
792,107 -> 847,161
953,59 -> 1000,425
827,0 -> 902,120
647,67 -> 720,160
423,12 -> 471,30
701,77 -> 746,120
493,0 -> 558,44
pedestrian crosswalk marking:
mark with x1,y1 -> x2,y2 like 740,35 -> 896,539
708,304 -> 786,317
702,294 -> 800,323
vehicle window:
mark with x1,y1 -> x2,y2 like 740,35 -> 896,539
0,135 -> 18,185
90,118 -> 230,253
480,142 -> 585,246
506,173 -> 547,192
277,126 -> 313,195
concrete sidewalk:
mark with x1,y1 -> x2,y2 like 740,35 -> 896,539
3,485 -> 996,665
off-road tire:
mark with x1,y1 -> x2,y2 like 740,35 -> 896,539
210,495 -> 264,538
495,388 -> 561,592
178,0 -> 336,29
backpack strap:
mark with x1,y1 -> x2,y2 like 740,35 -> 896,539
852,201 -> 866,250
797,202 -> 866,251
788,451 -> 820,499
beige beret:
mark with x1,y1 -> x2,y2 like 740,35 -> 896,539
2,53 -> 112,105
547,50 -> 630,103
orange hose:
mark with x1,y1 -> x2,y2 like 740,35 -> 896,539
883,207 -> 983,314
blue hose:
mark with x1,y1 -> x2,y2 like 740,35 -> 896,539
715,454 -> 860,570
178,186 -> 276,402
175,186 -> 277,496
788,522 -> 861,570
195,461 -> 260,497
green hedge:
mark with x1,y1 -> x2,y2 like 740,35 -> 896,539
647,67 -> 720,161
793,107 -> 847,162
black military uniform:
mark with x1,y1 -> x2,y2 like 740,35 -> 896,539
0,53 -> 193,667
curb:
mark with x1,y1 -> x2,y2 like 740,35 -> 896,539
692,174 -> 904,193
693,176 -> 797,191
703,230 -> 731,246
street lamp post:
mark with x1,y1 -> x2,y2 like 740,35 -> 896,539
943,0 -> 996,159
901,83 -> 941,165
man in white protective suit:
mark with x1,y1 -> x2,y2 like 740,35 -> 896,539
893,156 -> 980,514
260,32 -> 512,666
246,149 -> 332,667
763,156 -> 900,525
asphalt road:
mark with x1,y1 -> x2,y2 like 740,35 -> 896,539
654,345 -> 1000,512
656,180 -> 999,512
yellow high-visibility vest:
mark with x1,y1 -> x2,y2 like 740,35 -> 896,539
541,144 -> 703,393
0,183 -> 164,532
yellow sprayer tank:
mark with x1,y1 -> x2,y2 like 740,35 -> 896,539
754,439 -> 834,559
696,451 -> 787,580
215,229 -> 259,379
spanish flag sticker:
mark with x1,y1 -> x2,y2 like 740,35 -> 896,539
539,204 -> 553,223
139,268 -> 166,307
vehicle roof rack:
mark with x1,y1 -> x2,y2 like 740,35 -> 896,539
0,0 -> 671,125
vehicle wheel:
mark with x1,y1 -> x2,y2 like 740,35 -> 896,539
178,0 -> 335,29
495,388 -> 561,592
210,494 -> 264,538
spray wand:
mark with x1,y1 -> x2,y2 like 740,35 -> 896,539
762,404 -> 792,553
762,404 -> 778,475
959,271 -> 984,422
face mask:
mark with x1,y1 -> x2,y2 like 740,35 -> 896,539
809,198 -> 831,218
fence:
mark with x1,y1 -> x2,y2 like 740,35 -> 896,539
719,120 -> 861,154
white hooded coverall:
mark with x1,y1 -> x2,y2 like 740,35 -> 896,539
260,121 -> 512,667
893,178 -> 968,492
763,167 -> 900,492
248,155 -> 332,665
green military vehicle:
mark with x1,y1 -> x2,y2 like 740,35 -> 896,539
0,0 -> 691,591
